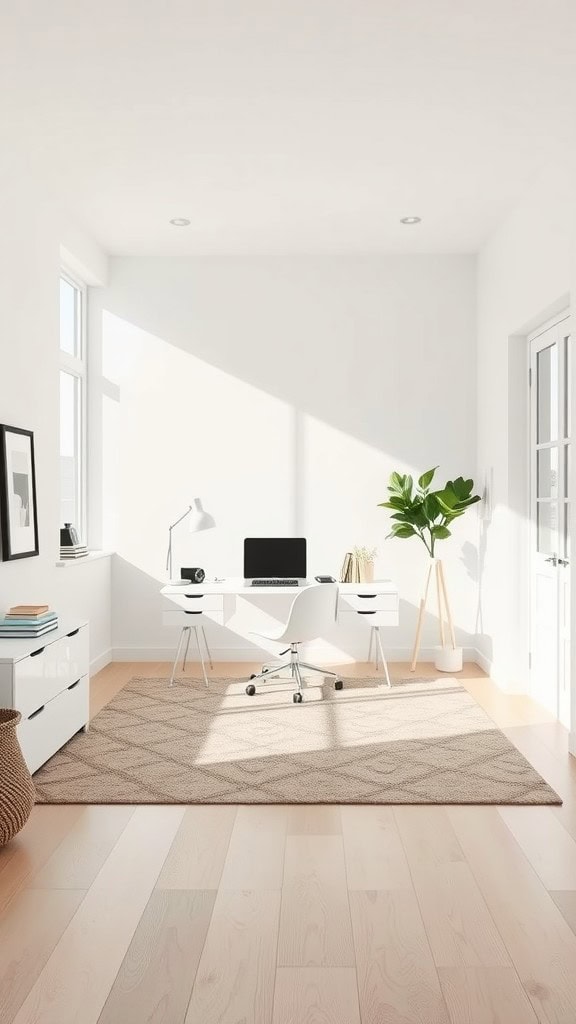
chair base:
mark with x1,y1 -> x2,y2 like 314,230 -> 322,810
246,643 -> 343,702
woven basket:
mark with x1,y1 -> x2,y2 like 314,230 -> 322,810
0,709 -> 35,846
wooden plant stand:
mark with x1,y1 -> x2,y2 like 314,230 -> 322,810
410,558 -> 456,672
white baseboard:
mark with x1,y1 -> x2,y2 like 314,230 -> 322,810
472,646 -> 493,677
111,644 -> 479,665
90,648 -> 113,674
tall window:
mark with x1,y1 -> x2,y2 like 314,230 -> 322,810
59,271 -> 87,542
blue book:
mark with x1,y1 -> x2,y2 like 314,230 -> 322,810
0,614 -> 58,627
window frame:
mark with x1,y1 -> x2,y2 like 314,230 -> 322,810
59,268 -> 88,545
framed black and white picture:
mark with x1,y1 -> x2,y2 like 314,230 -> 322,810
0,425 -> 39,560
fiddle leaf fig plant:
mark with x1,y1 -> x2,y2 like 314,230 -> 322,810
378,467 -> 480,557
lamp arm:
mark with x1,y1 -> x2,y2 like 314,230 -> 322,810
168,505 -> 193,531
166,505 -> 193,578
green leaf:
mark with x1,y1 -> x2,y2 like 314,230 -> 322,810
423,493 -> 440,521
432,525 -> 451,539
389,472 -> 405,493
403,474 -> 414,501
418,466 -> 437,490
389,524 -> 416,539
434,488 -> 458,512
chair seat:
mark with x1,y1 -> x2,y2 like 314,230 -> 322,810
249,627 -> 292,644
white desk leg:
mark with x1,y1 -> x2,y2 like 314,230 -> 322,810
201,626 -> 214,669
195,626 -> 209,687
375,627 -> 392,687
181,627 -> 192,672
368,626 -> 374,666
170,626 -> 189,686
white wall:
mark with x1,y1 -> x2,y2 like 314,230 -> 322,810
476,161 -> 576,728
90,254 -> 478,661
0,179 -> 112,672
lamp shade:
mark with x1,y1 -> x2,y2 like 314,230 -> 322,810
188,497 -> 216,533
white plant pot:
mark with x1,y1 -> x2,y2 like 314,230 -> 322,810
434,645 -> 463,673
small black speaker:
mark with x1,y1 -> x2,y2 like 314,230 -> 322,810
181,567 -> 205,584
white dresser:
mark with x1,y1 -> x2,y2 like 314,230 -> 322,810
0,621 -> 89,774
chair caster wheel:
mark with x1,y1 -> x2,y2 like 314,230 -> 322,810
334,679 -> 343,690
293,692 -> 303,703
261,666 -> 270,673
249,673 -> 257,680
246,684 -> 256,696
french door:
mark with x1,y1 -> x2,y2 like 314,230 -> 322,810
529,313 -> 571,725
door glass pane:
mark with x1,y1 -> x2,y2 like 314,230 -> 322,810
563,334 -> 570,439
537,343 -> 558,443
60,277 -> 78,356
60,371 -> 81,532
537,447 -> 559,498
537,501 -> 557,555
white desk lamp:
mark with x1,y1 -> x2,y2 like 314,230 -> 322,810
166,498 -> 216,583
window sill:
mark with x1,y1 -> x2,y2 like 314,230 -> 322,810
56,550 -> 113,568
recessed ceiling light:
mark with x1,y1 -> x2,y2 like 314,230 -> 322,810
169,218 -> 191,227
400,216 -> 422,225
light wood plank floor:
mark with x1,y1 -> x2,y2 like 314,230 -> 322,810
1,659 -> 576,1024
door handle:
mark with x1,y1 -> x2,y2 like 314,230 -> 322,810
558,557 -> 570,566
545,555 -> 558,566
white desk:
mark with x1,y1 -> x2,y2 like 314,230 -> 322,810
160,578 -> 399,673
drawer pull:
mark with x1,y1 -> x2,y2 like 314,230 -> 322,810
67,628 -> 80,637
185,610 -> 202,615
357,594 -> 377,599
28,705 -> 45,720
185,594 -> 204,599
357,610 -> 377,615
30,646 -> 45,658
68,679 -> 81,690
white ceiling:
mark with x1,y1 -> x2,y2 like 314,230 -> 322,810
2,1 -> 576,254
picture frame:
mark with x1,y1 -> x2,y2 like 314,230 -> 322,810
0,425 -> 39,560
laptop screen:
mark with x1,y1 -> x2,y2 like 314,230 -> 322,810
243,538 -> 307,579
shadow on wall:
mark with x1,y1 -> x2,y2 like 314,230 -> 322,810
94,255 -> 477,470
91,256 -> 480,650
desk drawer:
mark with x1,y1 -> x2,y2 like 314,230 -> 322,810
163,609 -> 224,628
339,609 -> 399,627
163,594 -> 223,613
18,675 -> 89,774
14,627 -> 89,719
340,593 -> 399,613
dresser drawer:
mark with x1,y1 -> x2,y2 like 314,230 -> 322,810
14,626 -> 89,718
18,675 -> 89,774
340,593 -> 399,613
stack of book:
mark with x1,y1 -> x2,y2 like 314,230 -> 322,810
59,544 -> 88,560
340,552 -> 360,583
0,605 -> 59,639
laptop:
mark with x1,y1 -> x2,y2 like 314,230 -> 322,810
243,538 -> 307,586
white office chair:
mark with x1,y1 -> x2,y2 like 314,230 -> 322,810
245,582 -> 342,703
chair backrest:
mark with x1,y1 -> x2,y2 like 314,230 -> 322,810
282,582 -> 339,643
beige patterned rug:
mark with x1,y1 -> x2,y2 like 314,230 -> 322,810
33,675 -> 561,805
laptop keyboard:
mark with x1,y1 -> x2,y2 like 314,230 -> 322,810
251,578 -> 299,586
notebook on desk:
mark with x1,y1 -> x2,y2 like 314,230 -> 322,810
243,538 -> 307,586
